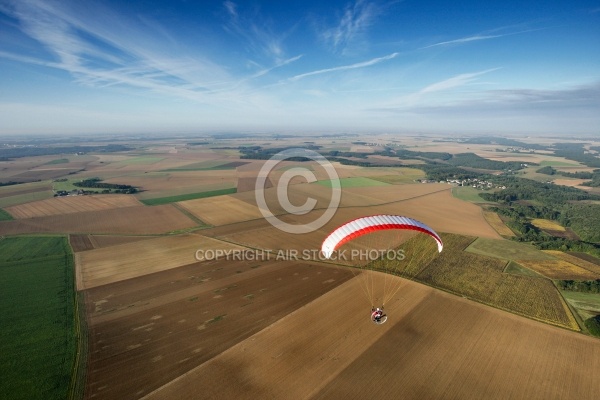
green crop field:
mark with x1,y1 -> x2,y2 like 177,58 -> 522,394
115,156 -> 165,165
140,187 -> 237,205
504,260 -> 544,277
561,291 -> 600,321
316,177 -> 389,188
45,158 -> 69,165
0,236 -> 78,400
539,160 -> 580,167
0,208 -> 13,221
161,161 -> 247,172
451,186 -> 488,203
465,237 -> 555,261
0,190 -> 54,208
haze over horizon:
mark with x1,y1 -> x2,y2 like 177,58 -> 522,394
0,0 -> 599,136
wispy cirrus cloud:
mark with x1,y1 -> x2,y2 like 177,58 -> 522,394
320,0 -> 381,54
222,1 -> 290,63
421,28 -> 543,49
288,52 -> 398,81
419,68 -> 501,93
0,0 -> 284,106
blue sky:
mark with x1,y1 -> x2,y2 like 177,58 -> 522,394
0,0 -> 599,136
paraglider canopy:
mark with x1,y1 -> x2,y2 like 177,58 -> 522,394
321,215 -> 443,259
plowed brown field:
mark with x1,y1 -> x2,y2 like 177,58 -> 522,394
83,259 -> 353,400
142,274 -> 600,400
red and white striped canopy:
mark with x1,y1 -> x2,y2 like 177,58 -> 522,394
321,215 -> 443,259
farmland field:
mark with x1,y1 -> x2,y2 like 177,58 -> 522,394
83,259 -> 354,400
544,250 -> 600,275
0,204 -> 197,235
483,210 -> 515,237
143,275 -> 600,400
0,236 -> 78,400
531,218 -> 566,231
3,135 -> 600,400
0,208 -> 13,220
416,234 -> 578,329
561,291 -> 600,321
140,187 -> 237,205
75,233 -> 246,289
316,176 -> 389,188
466,237 -> 555,260
451,186 -> 488,203
518,259 -> 600,280
5,194 -> 142,218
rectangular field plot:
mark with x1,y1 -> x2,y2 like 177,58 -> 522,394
483,210 -> 515,237
83,259 -> 353,400
75,233 -> 246,289
5,194 -> 142,219
0,236 -> 77,400
466,237 -> 555,260
0,204 -> 197,236
517,259 -> 599,280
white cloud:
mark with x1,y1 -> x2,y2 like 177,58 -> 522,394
320,0 -> 380,54
420,68 -> 501,93
288,52 -> 398,81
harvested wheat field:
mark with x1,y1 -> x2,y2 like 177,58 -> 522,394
143,274 -> 600,400
0,204 -> 196,236
543,251 -> 600,275
5,194 -> 142,219
517,259 -> 600,280
178,195 -> 264,226
483,211 -> 515,237
76,234 -> 244,290
83,259 -> 353,400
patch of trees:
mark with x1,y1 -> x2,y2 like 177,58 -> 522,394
73,178 -> 137,193
552,143 -> 600,168
0,181 -> 22,187
461,136 -> 547,150
418,163 -> 482,181
556,279 -> 600,293
536,165 -> 598,181
0,144 -> 132,160
480,177 -> 598,205
395,149 -> 452,161
483,176 -> 600,257
585,315 -> 600,337
536,166 -> 557,175
448,153 -> 531,170
560,204 -> 600,242
239,145 -> 321,160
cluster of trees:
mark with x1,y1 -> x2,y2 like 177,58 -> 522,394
480,176 -> 597,204
552,143 -> 600,168
536,165 -> 600,186
395,149 -> 452,161
448,153 -> 531,171
556,279 -> 600,293
482,176 -> 600,257
73,178 -> 137,194
461,136 -> 547,150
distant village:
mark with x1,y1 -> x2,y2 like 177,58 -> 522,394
419,178 -> 507,190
